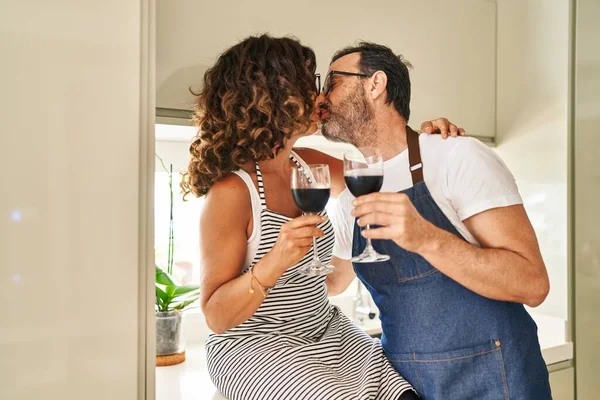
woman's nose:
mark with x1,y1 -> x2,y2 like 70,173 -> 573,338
315,93 -> 325,108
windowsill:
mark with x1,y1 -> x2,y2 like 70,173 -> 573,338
157,299 -> 573,400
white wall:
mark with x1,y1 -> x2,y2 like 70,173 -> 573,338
495,0 -> 569,319
0,1 -> 152,399
157,0 -> 497,137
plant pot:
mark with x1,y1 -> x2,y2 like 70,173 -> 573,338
156,310 -> 185,365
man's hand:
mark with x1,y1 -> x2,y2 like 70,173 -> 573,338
420,118 -> 466,139
351,193 -> 439,254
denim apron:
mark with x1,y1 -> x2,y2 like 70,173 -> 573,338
351,129 -> 551,399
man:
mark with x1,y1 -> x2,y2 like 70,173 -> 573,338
319,42 -> 552,399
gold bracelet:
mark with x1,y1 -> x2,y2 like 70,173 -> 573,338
249,268 -> 272,298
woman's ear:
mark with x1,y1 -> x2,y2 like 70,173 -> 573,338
369,71 -> 387,101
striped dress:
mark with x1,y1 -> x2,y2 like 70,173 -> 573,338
205,152 -> 414,400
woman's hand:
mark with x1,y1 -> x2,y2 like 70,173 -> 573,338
269,214 -> 326,269
420,118 -> 466,139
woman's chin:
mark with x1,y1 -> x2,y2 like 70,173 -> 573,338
305,122 -> 319,136
292,122 -> 320,140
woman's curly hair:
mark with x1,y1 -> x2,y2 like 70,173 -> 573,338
181,34 -> 318,198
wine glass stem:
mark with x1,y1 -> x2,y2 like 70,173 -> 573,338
364,225 -> 375,254
304,212 -> 320,264
312,236 -> 319,262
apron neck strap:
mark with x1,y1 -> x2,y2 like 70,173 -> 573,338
407,126 -> 424,184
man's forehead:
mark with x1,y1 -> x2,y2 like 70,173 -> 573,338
328,52 -> 361,73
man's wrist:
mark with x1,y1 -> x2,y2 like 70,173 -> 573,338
416,225 -> 446,256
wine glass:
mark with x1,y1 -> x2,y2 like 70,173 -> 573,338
291,164 -> 334,276
343,148 -> 390,263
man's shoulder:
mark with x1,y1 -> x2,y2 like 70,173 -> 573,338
420,135 -> 495,168
419,134 -> 482,152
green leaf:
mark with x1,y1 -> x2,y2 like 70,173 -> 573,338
155,286 -> 168,302
155,265 -> 177,286
155,286 -> 170,312
159,283 -> 198,299
164,284 -> 177,298
171,294 -> 200,306
172,297 -> 200,311
172,284 -> 200,297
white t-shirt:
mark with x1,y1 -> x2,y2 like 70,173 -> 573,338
331,135 -> 523,260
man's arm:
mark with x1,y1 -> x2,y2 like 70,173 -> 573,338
418,204 -> 549,307
354,136 -> 549,306
353,195 -> 550,307
465,205 -> 548,305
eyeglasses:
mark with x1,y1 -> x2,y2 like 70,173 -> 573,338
322,70 -> 371,96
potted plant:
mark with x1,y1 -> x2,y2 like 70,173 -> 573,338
155,155 -> 200,366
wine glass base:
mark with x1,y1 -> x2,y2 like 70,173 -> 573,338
298,262 -> 335,276
351,252 -> 390,263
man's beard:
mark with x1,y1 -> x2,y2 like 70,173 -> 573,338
320,86 -> 375,147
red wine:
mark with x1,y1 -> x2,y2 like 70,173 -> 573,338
292,188 -> 330,214
344,173 -> 383,197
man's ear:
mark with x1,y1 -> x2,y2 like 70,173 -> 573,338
368,71 -> 387,101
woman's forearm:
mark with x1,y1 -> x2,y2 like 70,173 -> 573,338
202,252 -> 286,333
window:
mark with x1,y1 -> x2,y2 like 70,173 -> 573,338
154,170 -> 203,286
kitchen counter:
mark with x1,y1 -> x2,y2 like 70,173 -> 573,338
156,311 -> 572,400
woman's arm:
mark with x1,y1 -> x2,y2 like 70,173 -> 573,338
199,175 -> 270,333
199,175 -> 325,333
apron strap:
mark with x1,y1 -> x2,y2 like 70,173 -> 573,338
407,127 -> 424,184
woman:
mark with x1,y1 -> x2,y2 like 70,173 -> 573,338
181,34 -> 462,400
